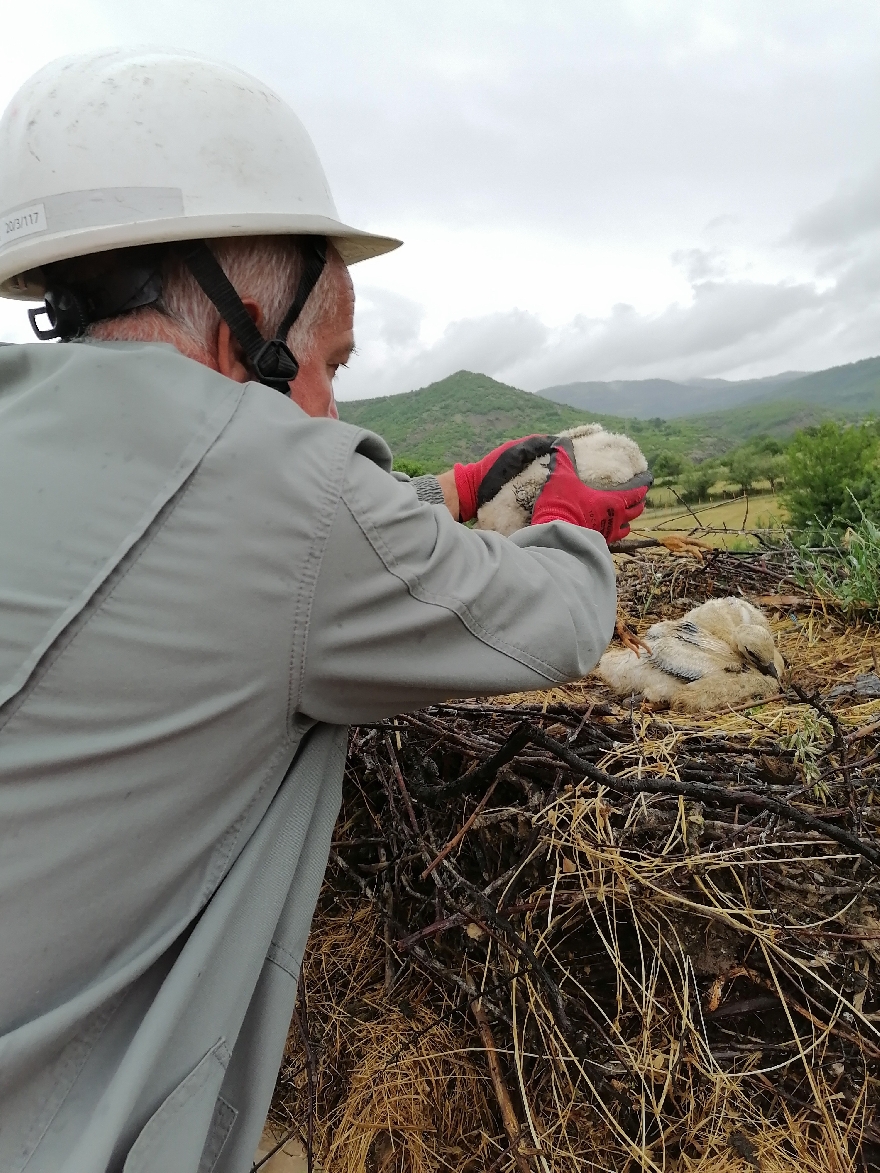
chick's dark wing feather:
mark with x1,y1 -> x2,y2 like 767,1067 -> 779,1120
648,621 -> 739,682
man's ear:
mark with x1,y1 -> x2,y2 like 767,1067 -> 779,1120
216,298 -> 264,383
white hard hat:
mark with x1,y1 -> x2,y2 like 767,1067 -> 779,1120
0,47 -> 401,300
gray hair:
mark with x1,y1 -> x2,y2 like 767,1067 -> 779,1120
82,236 -> 348,365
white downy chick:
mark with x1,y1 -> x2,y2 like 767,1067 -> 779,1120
474,424 -> 651,537
598,597 -> 786,713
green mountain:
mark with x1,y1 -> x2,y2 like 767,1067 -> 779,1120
339,371 -> 718,471
662,357 -> 880,445
337,360 -> 880,473
677,399 -> 835,444
338,371 -> 588,469
539,356 -> 880,421
540,372 -> 803,418
765,355 -> 880,413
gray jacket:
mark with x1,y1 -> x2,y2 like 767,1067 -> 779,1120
0,342 -> 616,1172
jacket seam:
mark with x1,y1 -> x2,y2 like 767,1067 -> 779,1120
287,428 -> 369,723
0,380 -> 247,721
266,940 -> 300,979
17,993 -> 128,1173
341,491 -> 570,681
0,468 -> 204,734
194,737 -> 295,907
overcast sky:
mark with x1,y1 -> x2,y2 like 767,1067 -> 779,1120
2,2 -> 879,398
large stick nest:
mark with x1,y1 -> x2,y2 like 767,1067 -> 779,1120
268,548 -> 880,1173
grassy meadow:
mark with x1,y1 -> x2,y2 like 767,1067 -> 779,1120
639,482 -> 786,548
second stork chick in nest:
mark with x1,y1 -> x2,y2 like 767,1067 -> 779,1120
597,597 -> 786,712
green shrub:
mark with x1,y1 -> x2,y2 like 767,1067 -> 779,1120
795,508 -> 880,616
679,464 -> 716,504
392,458 -> 428,478
651,451 -> 684,479
760,452 -> 787,492
782,421 -> 879,529
726,450 -> 759,494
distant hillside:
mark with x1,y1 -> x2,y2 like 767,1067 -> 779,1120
337,360 -> 880,472
684,372 -> 805,392
539,375 -> 779,419
677,399 -> 835,444
762,355 -> 880,413
540,356 -> 880,421
338,371 -> 719,471
339,372 -> 597,469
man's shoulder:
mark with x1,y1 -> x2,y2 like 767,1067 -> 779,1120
0,339 -> 393,486
0,340 -> 239,418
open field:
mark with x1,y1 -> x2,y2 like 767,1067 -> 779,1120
639,491 -> 786,549
645,484 -> 780,510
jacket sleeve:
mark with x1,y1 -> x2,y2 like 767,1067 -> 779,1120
296,439 -> 617,724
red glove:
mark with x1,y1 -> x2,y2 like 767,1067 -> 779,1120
531,438 -> 651,542
454,435 -> 554,522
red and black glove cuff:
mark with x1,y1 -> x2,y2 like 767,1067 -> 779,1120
454,434 -> 553,522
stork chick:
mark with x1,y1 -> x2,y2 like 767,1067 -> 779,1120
597,597 -> 786,713
475,424 -> 651,537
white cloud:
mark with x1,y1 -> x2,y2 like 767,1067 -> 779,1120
790,167 -> 880,247
337,229 -> 880,397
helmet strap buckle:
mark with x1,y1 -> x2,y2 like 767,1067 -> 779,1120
28,305 -> 62,341
251,338 -> 300,390
27,269 -> 163,342
28,286 -> 90,341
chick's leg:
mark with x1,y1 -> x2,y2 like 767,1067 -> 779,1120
654,535 -> 712,560
615,617 -> 652,658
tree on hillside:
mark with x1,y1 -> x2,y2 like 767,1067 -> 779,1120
726,450 -> 759,494
750,436 -> 784,457
760,452 -> 787,493
393,458 -> 428,477
680,464 -> 716,504
651,452 -> 684,479
723,447 -> 787,494
783,421 -> 880,529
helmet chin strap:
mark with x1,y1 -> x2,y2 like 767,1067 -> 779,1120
27,236 -> 328,395
178,237 -> 327,393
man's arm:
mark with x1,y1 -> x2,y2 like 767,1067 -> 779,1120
406,470 -> 459,518
295,444 -> 617,724
435,469 -> 459,519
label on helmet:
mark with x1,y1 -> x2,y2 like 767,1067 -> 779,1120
1,204 -> 47,248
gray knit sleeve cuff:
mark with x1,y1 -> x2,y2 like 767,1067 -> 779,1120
411,474 -> 447,506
